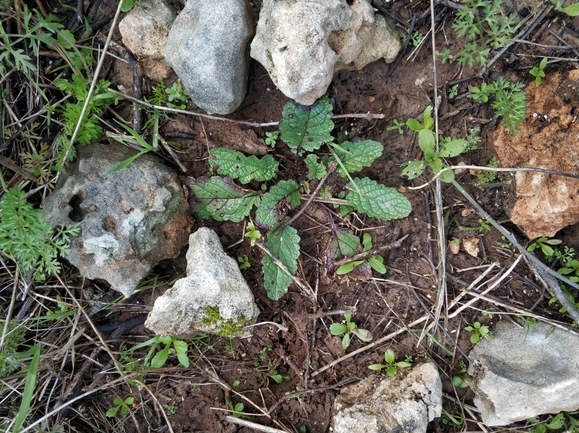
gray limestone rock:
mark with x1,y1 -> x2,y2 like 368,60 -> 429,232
43,142 -> 192,297
468,320 -> 579,426
164,0 -> 255,115
332,362 -> 442,433
145,228 -> 259,337
250,0 -> 401,105
118,0 -> 175,80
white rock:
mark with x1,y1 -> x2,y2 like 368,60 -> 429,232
164,0 -> 255,114
250,0 -> 401,105
145,228 -> 259,337
118,0 -> 175,80
332,362 -> 442,433
468,320 -> 579,426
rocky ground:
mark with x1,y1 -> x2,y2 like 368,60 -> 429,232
1,0 -> 579,432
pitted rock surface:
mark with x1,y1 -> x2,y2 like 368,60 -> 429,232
43,141 -> 192,297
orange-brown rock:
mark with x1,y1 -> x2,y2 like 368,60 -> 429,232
493,71 -> 579,239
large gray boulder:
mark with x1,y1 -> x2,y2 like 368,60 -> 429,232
164,0 -> 255,115
43,142 -> 192,297
145,228 -> 259,337
332,362 -> 442,433
118,0 -> 175,80
468,320 -> 579,426
250,0 -> 401,105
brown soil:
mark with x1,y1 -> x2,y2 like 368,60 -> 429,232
2,0 -> 579,432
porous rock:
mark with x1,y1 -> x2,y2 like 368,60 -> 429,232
118,0 -> 175,80
468,320 -> 579,426
164,0 -> 255,115
145,228 -> 259,337
250,0 -> 401,105
332,362 -> 442,433
493,70 -> 579,239
43,141 -> 192,297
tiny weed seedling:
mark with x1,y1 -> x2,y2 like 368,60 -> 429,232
368,348 -> 412,377
127,335 -> 190,368
552,0 -> 579,16
476,156 -> 499,185
335,233 -> 387,275
528,237 -> 562,261
245,221 -> 262,246
0,187 -> 79,282
436,48 -> 454,64
265,131 -> 279,147
268,370 -> 290,385
452,360 -> 469,388
530,57 -> 548,86
106,396 -> 135,418
188,95 -> 411,300
329,313 -> 373,350
402,106 -> 469,183
227,399 -> 249,419
237,255 -> 251,270
386,118 -> 406,134
465,321 -> 491,344
448,85 -> 459,99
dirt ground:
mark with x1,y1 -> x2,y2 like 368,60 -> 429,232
3,0 -> 579,432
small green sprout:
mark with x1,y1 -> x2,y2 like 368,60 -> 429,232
268,370 -> 290,385
530,57 -> 548,86
106,396 -> 134,418
232,379 -> 241,387
452,360 -> 469,388
265,131 -> 279,147
336,233 -> 386,275
163,404 -> 178,416
386,118 -> 406,134
436,48 -> 454,64
552,0 -> 579,16
127,335 -> 190,368
237,255 -> 250,270
330,313 -> 373,350
227,399 -> 249,419
368,348 -> 412,377
465,322 -> 491,344
245,221 -> 262,247
448,85 -> 459,99
527,237 -> 562,260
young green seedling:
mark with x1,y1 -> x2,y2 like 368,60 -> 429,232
527,237 -> 562,260
368,348 -> 412,377
402,106 -> 469,183
245,221 -> 262,246
237,255 -> 251,270
106,396 -> 135,418
329,313 -> 373,350
127,335 -> 190,368
465,322 -> 491,344
336,233 -> 387,275
530,57 -> 548,86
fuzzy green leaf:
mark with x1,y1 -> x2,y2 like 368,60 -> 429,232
255,180 -> 301,228
406,118 -> 423,132
332,140 -> 383,177
151,345 -> 169,368
402,160 -> 426,180
330,322 -> 348,335
368,255 -> 387,274
187,176 -> 260,222
209,148 -> 279,184
384,348 -> 395,364
561,3 -> 579,16
280,95 -> 334,155
305,154 -> 327,180
438,139 -> 469,158
346,178 -> 412,221
262,225 -> 300,300
336,260 -> 364,274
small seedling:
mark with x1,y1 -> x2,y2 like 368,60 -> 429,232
227,399 -> 249,419
465,321 -> 491,344
449,237 -> 461,254
368,348 -> 412,377
530,57 -> 548,86
552,0 -> 579,16
237,255 -> 250,270
452,360 -> 469,388
265,131 -> 279,147
106,396 -> 134,418
163,404 -> 178,416
336,233 -> 387,275
402,106 -> 469,183
476,156 -> 499,185
330,313 -> 373,350
527,413 -> 565,433
527,237 -> 562,260
244,221 -> 262,246
386,118 -> 406,134
448,85 -> 459,99
269,370 -> 290,385
232,379 -> 241,388
127,335 -> 190,368
436,48 -> 454,64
